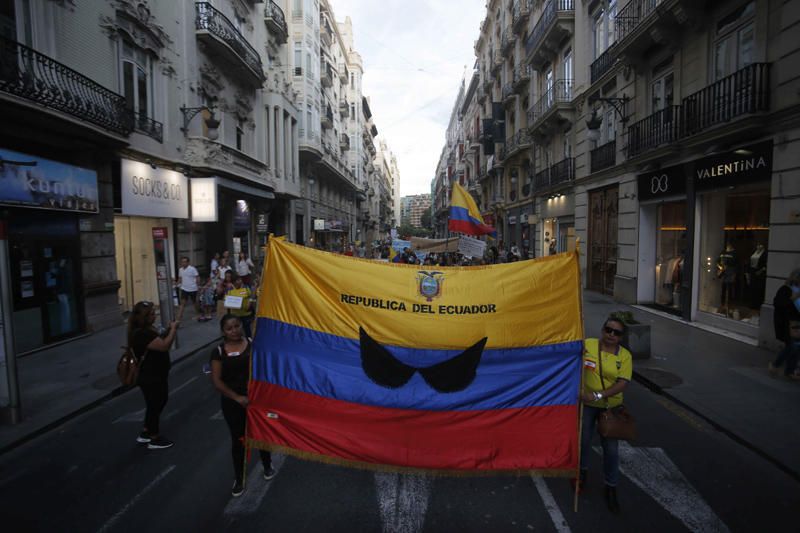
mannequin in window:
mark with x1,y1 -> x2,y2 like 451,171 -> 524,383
716,242 -> 738,317
746,243 -> 767,309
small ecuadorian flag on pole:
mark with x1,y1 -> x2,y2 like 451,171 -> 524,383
448,181 -> 496,237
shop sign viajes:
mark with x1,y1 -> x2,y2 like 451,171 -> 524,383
121,158 -> 188,219
0,148 -> 99,213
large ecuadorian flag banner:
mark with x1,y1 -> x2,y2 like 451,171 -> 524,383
248,238 -> 584,474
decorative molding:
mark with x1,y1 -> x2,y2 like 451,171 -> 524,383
100,0 -> 172,53
46,0 -> 76,9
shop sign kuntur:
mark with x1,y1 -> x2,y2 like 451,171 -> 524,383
0,148 -> 99,213
121,158 -> 188,219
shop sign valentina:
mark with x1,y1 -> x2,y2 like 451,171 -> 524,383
121,159 -> 188,219
0,148 -> 99,213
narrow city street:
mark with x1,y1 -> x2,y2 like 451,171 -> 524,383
0,346 -> 794,533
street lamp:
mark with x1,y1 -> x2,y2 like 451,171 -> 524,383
585,95 -> 630,142
180,105 -> 220,140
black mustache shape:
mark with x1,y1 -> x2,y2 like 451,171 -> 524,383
359,327 -> 488,393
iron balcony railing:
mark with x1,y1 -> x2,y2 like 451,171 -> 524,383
196,3 -> 263,80
534,157 -> 575,189
525,0 -> 574,57
264,1 -> 288,43
501,82 -> 515,101
590,47 -> 616,84
501,29 -> 516,53
512,0 -> 531,30
590,139 -> 616,172
626,105 -> 681,158
614,0 -> 663,45
0,37 -> 132,136
682,62 -> 769,137
505,130 -> 531,157
528,79 -> 573,125
132,111 -> 163,143
320,60 -> 333,87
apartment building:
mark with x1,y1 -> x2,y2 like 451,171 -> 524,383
0,0 -> 397,352
437,0 -> 800,346
433,81 -> 466,237
401,194 -> 432,228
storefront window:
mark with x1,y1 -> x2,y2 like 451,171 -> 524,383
654,201 -> 687,309
698,183 -> 769,324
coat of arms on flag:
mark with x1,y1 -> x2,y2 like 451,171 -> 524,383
247,238 -> 584,475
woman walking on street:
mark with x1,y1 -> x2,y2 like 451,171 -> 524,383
575,316 -> 633,514
128,301 -> 178,449
769,268 -> 800,379
236,251 -> 255,286
211,314 -> 275,497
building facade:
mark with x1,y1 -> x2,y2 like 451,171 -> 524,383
401,194 -> 432,228
1,0 -> 396,353
436,0 -> 800,346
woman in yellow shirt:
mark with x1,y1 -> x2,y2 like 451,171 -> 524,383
576,316 -> 633,514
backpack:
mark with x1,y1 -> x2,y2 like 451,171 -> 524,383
117,345 -> 147,387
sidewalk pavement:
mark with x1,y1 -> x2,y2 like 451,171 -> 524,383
2,292 -> 799,483
0,311 -> 221,454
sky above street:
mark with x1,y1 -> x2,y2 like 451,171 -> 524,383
331,0 -> 485,196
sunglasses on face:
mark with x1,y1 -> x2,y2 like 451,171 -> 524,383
604,326 -> 624,337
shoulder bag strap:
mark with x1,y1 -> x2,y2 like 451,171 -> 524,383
597,347 -> 610,408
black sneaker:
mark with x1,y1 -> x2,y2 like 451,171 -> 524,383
231,480 -> 245,497
263,466 -> 277,481
147,437 -> 174,450
604,485 -> 620,514
136,431 -> 151,444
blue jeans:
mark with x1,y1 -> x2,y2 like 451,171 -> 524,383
772,341 -> 799,376
580,405 -> 620,487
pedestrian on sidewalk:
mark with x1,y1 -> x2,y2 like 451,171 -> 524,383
236,251 -> 255,286
769,268 -> 800,379
575,316 -> 633,514
211,314 -> 275,497
128,301 -> 178,450
225,274 -> 255,338
176,257 -> 201,320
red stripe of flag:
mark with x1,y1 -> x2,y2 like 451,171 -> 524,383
247,382 -> 578,472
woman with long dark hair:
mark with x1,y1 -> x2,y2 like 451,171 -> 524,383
211,314 -> 274,496
128,301 -> 178,449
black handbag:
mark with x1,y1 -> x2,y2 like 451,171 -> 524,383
595,349 -> 636,441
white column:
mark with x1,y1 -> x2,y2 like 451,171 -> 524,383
284,112 -> 291,181
292,120 -> 299,182
289,200 -> 296,243
275,107 -> 285,179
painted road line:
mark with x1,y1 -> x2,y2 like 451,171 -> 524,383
97,464 -> 176,533
224,453 -> 286,517
113,376 -> 199,423
617,442 -> 730,532
531,476 -> 571,533
374,472 -> 433,533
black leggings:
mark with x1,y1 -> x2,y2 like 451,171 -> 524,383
221,396 -> 271,482
139,379 -> 169,436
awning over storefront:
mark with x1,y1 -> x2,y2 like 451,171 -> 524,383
215,176 -> 275,199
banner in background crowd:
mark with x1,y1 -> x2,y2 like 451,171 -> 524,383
458,235 -> 487,258
247,239 -> 584,474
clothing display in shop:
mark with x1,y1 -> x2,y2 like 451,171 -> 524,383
746,244 -> 767,309
717,244 -> 738,317
656,255 -> 683,307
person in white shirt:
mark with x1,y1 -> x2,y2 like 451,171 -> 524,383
177,257 -> 201,319
210,252 -> 221,277
217,258 -> 232,280
236,252 -> 255,285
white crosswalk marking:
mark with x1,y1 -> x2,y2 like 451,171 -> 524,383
616,442 -> 730,532
532,476 -> 571,533
374,472 -> 433,533
97,465 -> 176,533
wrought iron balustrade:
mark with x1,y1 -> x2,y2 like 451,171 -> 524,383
132,111 -> 163,143
513,65 -> 531,85
501,82 -> 515,101
590,140 -> 616,172
528,79 -> 573,125
534,157 -> 574,189
590,47 -> 616,84
0,36 -> 132,135
512,0 -> 531,29
264,1 -> 288,43
682,62 -> 769,136
614,0 -> 662,44
195,2 -> 263,80
626,105 -> 681,158
525,0 -> 574,57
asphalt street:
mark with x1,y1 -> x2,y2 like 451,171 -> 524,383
0,348 -> 795,533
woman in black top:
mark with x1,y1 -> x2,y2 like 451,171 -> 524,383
770,268 -> 800,377
128,301 -> 178,450
211,314 -> 274,497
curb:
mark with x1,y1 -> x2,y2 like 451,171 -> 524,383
632,370 -> 800,484
0,336 -> 221,457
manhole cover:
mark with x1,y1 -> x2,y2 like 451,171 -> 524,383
636,368 -> 683,389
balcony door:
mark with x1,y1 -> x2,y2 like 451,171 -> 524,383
588,186 -> 618,295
